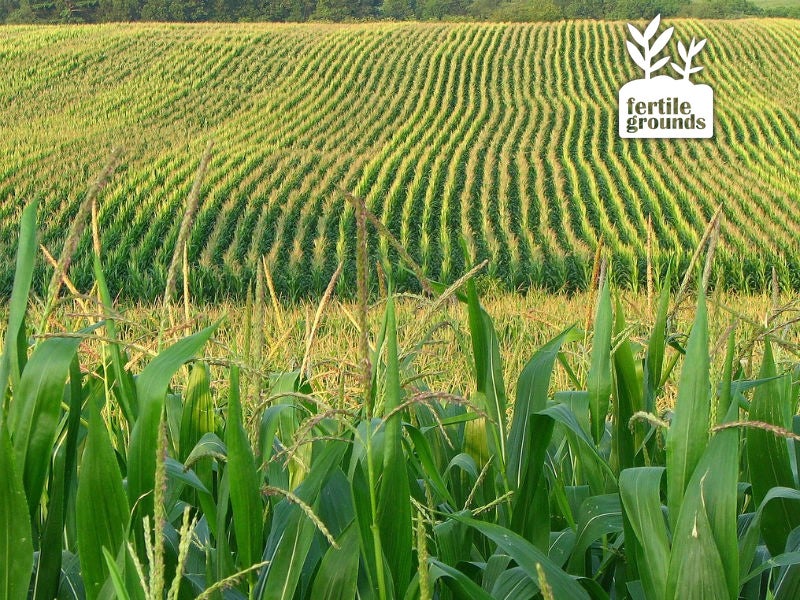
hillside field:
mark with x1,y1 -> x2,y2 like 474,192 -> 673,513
1,19 -> 799,299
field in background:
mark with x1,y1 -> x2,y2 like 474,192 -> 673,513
1,19 -> 800,300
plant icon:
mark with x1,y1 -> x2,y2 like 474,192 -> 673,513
672,38 -> 707,81
626,15 -> 674,79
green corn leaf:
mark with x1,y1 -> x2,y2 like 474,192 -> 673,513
34,357 -> 83,600
612,300 -> 643,472
508,326 -> 577,488
481,553 -> 512,592
539,403 -> 616,490
568,494 -> 623,576
510,413 -> 555,551
619,467 -> 669,600
8,332 -> 85,520
666,425 -> 740,599
225,365 -> 263,571
428,559 -> 495,600
588,280 -> 612,444
0,418 -> 33,600
665,497 -> 728,599
127,324 -> 216,543
256,440 -> 347,600
180,363 -> 215,461
746,339 -> 800,556
405,424 -> 455,506
466,280 -> 507,469
76,396 -> 130,600
184,432 -> 227,470
644,265 -> 671,414
93,253 -> 137,424
490,566 -> 538,599
452,514 -> 590,599
378,292 -> 413,596
665,292 -> 710,531
433,510 -> 473,568
309,523 -> 360,600
101,548 -> 132,600
0,199 -> 38,409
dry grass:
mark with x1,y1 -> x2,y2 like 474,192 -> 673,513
5,288 -> 797,417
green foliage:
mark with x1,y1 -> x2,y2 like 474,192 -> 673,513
3,199 -> 800,599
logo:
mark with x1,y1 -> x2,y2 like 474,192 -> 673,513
619,15 -> 714,139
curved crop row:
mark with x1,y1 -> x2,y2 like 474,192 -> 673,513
1,20 -> 799,298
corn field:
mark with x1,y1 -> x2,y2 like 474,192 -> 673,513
1,20 -> 800,299
3,179 -> 800,598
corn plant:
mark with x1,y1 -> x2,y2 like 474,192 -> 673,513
2,189 -> 800,599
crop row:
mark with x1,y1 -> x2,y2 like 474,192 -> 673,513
1,20 -> 799,298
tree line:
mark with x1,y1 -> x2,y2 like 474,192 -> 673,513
1,0 -> 797,28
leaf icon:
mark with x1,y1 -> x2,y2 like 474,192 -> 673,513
671,62 -> 686,77
650,27 -> 674,56
626,41 -> 648,71
693,38 -> 707,55
650,55 -> 671,73
628,23 -> 646,47
678,40 -> 688,62
644,14 -> 661,41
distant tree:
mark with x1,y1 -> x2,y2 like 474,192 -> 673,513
419,0 -> 467,19
286,0 -> 314,20
683,0 -> 760,18
382,0 -> 414,19
490,0 -> 560,20
5,0 -> 37,21
554,0 -> 605,18
312,0 -> 352,20
96,0 -> 139,20
612,0 -> 681,19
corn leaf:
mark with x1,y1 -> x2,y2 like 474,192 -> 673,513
179,362 -> 215,461
588,280 -> 612,444
568,494 -> 623,576
665,293 -> 710,531
225,365 -> 263,570
612,299 -> 642,472
76,396 -> 130,600
0,418 -> 33,599
644,266 -> 671,414
510,413 -> 554,551
453,515 -> 591,599
127,324 -> 216,543
490,566 -> 538,599
378,292 -> 413,596
508,326 -> 577,487
619,467 -> 668,600
0,199 -> 37,407
9,332 -> 84,519
309,523 -> 360,600
747,340 -> 800,556
428,559 -> 495,600
256,439 -> 347,600
667,426 -> 740,599
466,280 -> 507,468
33,357 -> 83,600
